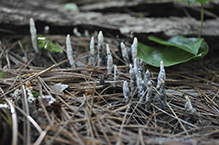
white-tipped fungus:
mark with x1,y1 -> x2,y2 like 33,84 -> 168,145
66,34 -> 76,67
137,59 -> 145,79
44,25 -> 50,34
144,70 -> 150,86
185,95 -> 197,115
136,71 -> 145,98
129,64 -> 136,96
106,44 -> 111,56
131,37 -> 138,63
156,61 -> 166,90
120,42 -> 130,65
106,44 -> 113,75
89,36 -> 95,66
97,31 -> 106,66
134,58 -> 139,74
145,81 -> 153,110
29,18 -> 39,53
73,27 -> 82,37
84,29 -> 90,37
123,81 -> 131,103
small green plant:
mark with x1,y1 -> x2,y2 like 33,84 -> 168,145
182,0 -> 213,37
37,35 -> 63,53
138,0 -> 213,67
32,91 -> 39,98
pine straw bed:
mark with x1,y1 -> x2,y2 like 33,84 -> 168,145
0,34 -> 219,145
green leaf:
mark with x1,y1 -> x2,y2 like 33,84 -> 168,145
148,36 -> 204,55
197,0 -> 213,5
32,91 -> 39,98
137,36 -> 208,67
37,35 -> 63,53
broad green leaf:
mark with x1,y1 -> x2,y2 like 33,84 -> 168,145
137,37 -> 208,67
37,36 -> 63,53
148,36 -> 204,55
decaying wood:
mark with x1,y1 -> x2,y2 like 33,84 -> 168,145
0,1 -> 219,36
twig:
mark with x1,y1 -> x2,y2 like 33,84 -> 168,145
5,98 -> 18,145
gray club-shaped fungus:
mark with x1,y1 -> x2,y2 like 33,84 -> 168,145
106,44 -> 113,75
134,58 -> 139,75
136,71 -> 145,98
29,18 -> 39,53
137,59 -> 145,79
156,61 -> 166,90
97,31 -> 106,66
131,37 -> 138,63
73,27 -> 82,37
44,25 -> 50,34
120,42 -> 130,65
144,70 -> 150,87
66,34 -> 76,67
89,36 -> 95,66
84,30 -> 90,37
158,78 -> 166,109
129,64 -> 136,96
185,95 -> 197,115
144,81 -> 153,110
123,81 -> 131,103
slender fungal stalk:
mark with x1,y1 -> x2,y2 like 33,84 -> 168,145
137,59 -> 145,79
29,18 -> 39,53
144,70 -> 150,87
136,71 -> 144,98
120,42 -> 130,65
131,37 -> 138,63
158,78 -> 166,109
185,95 -> 197,115
89,36 -> 95,66
97,31 -> 106,66
133,58 -> 139,74
129,64 -> 136,96
156,61 -> 166,90
145,81 -> 153,110
123,81 -> 131,103
106,44 -> 113,75
66,34 -> 76,67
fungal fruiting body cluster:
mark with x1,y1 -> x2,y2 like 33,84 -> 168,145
63,30 -> 197,112
71,31 -> 167,110
126,60 -> 167,110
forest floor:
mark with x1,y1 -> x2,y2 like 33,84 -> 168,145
0,0 -> 219,145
